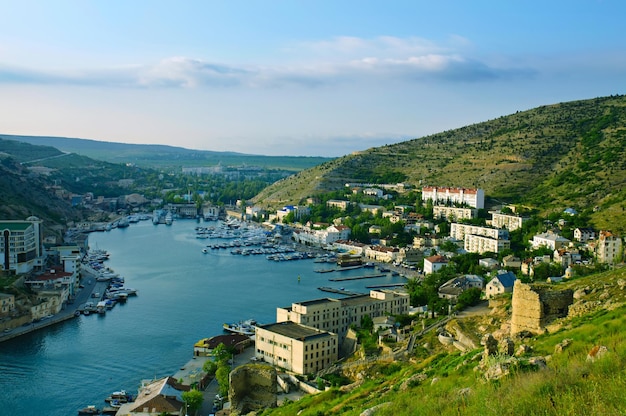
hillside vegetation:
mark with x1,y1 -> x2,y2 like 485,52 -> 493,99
253,95 -> 626,232
0,134 -> 332,171
263,267 -> 626,416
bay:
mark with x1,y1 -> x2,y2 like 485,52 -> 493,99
0,219 -> 406,415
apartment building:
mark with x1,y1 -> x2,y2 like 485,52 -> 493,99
450,223 -> 509,241
0,217 -> 46,274
255,321 -> 338,375
490,211 -> 527,231
275,289 -> 410,342
421,186 -> 485,209
292,225 -> 351,247
596,230 -> 623,264
530,232 -> 570,250
465,234 -> 511,254
432,206 -> 476,221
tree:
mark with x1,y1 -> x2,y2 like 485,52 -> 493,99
182,389 -> 204,414
215,365 -> 231,398
203,359 -> 218,376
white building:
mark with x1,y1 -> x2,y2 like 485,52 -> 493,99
465,234 -> 511,254
432,206 -> 476,221
450,223 -> 509,241
292,225 -> 351,247
421,187 -> 485,209
423,255 -> 449,274
573,227 -> 595,243
530,232 -> 571,250
0,217 -> 46,274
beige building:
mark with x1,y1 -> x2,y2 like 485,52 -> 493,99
490,211 -> 527,231
433,205 -> 476,221
450,223 -> 509,241
364,245 -> 399,263
596,230 -> 623,264
255,321 -> 338,375
465,234 -> 511,254
276,289 -> 410,343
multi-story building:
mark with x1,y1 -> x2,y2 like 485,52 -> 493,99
275,289 -> 409,343
432,206 -> 476,221
421,187 -> 485,209
326,200 -> 351,210
292,225 -> 351,247
574,227 -> 596,243
0,217 -> 46,274
490,211 -> 527,231
596,230 -> 623,264
530,232 -> 570,250
465,234 -> 511,254
364,245 -> 399,263
255,321 -> 339,375
450,223 -> 509,241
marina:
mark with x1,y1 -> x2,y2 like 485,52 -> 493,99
0,219 -> 408,415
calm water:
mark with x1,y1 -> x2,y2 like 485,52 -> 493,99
0,219 -> 406,415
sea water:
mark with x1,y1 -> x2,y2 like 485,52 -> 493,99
0,219 -> 406,415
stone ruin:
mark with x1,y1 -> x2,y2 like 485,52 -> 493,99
228,364 -> 277,415
510,280 -> 573,336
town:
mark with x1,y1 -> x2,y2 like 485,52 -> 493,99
1,180 -> 623,415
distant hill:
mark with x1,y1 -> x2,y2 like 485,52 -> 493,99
253,95 -> 626,233
0,134 -> 332,171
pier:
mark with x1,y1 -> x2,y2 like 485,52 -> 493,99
365,283 -> 407,289
317,287 -> 365,296
328,273 -> 387,282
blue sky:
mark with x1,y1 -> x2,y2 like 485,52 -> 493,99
0,1 -> 624,157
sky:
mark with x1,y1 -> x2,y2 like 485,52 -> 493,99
0,1 -> 624,157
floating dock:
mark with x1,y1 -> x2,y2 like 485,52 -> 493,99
328,273 -> 387,282
318,287 -> 364,296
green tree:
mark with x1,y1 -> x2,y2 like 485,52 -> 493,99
215,364 -> 231,398
182,389 -> 204,414
203,359 -> 218,376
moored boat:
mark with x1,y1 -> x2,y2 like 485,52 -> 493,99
78,405 -> 100,415
223,319 -> 257,336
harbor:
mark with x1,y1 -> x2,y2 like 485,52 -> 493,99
0,219 -> 408,416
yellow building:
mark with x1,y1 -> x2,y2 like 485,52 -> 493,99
255,321 -> 338,375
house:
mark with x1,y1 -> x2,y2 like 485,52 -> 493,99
115,376 -> 190,415
438,275 -> 484,300
502,254 -> 522,269
485,271 -> 517,298
423,255 -> 448,274
574,227 -> 595,243
530,232 -> 571,250
372,315 -> 396,332
479,258 -> 499,270
364,245 -> 399,263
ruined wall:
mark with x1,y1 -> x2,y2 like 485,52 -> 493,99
510,280 -> 573,336
229,364 -> 277,416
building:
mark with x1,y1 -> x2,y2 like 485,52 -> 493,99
450,223 -> 509,241
465,234 -> 511,254
490,211 -> 527,231
438,275 -> 484,300
255,321 -> 339,375
432,206 -> 476,221
421,187 -> 485,209
326,200 -> 351,210
485,271 -> 517,299
530,232 -> 571,251
574,227 -> 596,243
364,245 -> 399,263
479,258 -> 500,269
502,254 -> 522,269
0,293 -> 15,317
275,290 -> 410,343
115,376 -> 189,416
292,224 -> 351,247
596,230 -> 623,264
0,217 -> 46,274
396,246 -> 424,265
423,255 -> 448,274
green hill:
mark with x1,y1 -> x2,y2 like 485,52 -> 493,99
253,95 -> 626,233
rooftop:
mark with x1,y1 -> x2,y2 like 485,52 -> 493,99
260,321 -> 334,340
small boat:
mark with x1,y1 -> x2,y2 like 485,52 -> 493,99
78,405 -> 100,415
223,319 -> 258,336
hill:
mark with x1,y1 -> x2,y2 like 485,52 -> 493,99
253,95 -> 626,233
263,266 -> 626,416
0,134 -> 332,171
